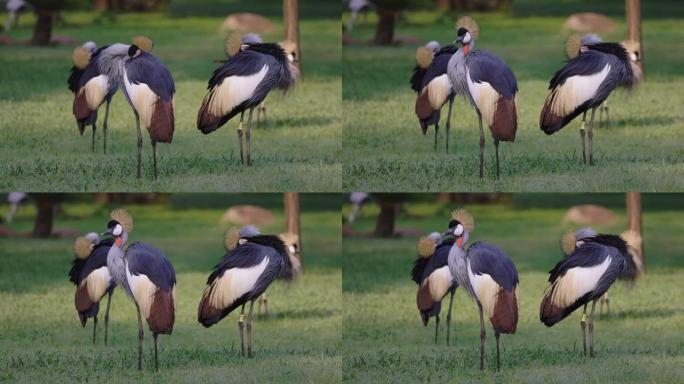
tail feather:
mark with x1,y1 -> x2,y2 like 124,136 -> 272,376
491,288 -> 517,333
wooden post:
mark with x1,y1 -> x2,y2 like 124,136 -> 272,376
625,0 -> 644,74
626,192 -> 645,269
283,0 -> 302,74
284,192 -> 301,256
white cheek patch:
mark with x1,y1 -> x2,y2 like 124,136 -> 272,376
454,224 -> 464,236
113,224 -> 122,236
463,32 -> 471,44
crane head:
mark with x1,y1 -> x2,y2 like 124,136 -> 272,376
455,16 -> 479,46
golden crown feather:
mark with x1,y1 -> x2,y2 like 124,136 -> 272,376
415,46 -> 434,69
620,39 -> 640,56
451,208 -> 475,232
417,236 -> 436,258
565,34 -> 582,59
456,16 -> 480,40
110,209 -> 133,233
225,32 -> 243,57
279,232 -> 299,247
560,230 -> 576,256
224,227 -> 240,251
73,236 -> 94,259
72,47 -> 92,70
132,35 -> 154,53
278,40 -> 297,55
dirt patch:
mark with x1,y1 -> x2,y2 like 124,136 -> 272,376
220,205 -> 275,226
219,13 -> 275,34
563,13 -> 615,34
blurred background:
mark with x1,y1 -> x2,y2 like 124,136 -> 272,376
0,192 -> 342,383
342,193 -> 684,382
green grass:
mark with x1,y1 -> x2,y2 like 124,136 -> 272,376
0,197 -> 341,383
0,8 -> 341,192
342,12 -> 684,191
342,199 -> 684,383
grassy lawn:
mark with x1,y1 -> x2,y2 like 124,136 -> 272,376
0,195 -> 341,383
0,3 -> 340,192
342,196 -> 684,383
342,11 -> 684,192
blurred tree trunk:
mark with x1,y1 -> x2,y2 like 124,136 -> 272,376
374,8 -> 396,45
625,0 -> 644,75
436,0 -> 451,10
32,194 -> 61,237
31,7 -> 55,46
284,192 -> 301,256
283,0 -> 302,74
94,0 -> 110,11
450,0 -> 512,11
626,192 -> 645,269
374,201 -> 396,237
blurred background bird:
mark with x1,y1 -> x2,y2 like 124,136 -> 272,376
540,229 -> 641,357
411,231 -> 457,344
445,209 -> 518,371
68,41 -> 118,153
447,16 -> 518,179
197,36 -> 292,166
197,226 -> 294,357
105,209 -> 176,371
410,41 -> 457,153
540,36 -> 635,165
68,231 -> 116,345
346,0 -> 375,31
122,36 -> 175,179
560,227 -> 643,316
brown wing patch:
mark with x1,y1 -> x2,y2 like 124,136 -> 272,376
75,282 -> 94,326
198,285 -> 223,324
540,95 -> 563,132
539,288 -> 564,326
148,287 -> 175,334
417,281 -> 434,312
148,98 -> 174,143
491,97 -> 517,142
491,287 -> 518,334
73,90 -> 91,131
415,91 -> 433,121
197,93 -> 221,131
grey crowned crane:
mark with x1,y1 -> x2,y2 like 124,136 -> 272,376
539,38 -> 635,165
410,41 -> 458,152
447,16 -> 518,179
219,33 -> 299,124
122,36 -> 175,179
68,41 -> 118,153
197,226 -> 294,357
540,230 -> 641,357
68,232 -> 116,345
197,40 -> 292,166
104,209 -> 176,371
411,232 -> 457,344
560,228 -> 642,316
445,209 -> 519,371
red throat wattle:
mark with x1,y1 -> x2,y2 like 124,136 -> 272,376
115,237 -> 123,247
463,44 -> 470,55
457,238 -> 463,247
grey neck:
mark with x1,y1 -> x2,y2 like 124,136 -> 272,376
106,231 -> 132,296
447,231 -> 475,297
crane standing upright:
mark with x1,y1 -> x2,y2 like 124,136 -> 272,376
445,209 -> 519,371
447,17 -> 518,179
105,209 -> 176,371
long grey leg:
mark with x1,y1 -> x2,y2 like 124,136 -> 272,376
246,107 -> 254,166
136,304 -> 144,370
238,112 -> 245,165
262,292 -> 268,316
445,97 -> 454,154
494,139 -> 500,179
446,290 -> 455,345
135,113 -> 142,179
581,303 -> 587,357
605,292 -> 611,316
91,124 -> 96,152
434,123 -> 439,152
589,300 -> 597,357
588,107 -> 596,166
104,289 -> 113,346
103,99 -> 110,154
151,140 -> 158,180
478,302 -> 486,370
238,304 -> 245,356
478,112 -> 485,179
92,315 -> 98,344
580,111 -> 587,164
247,300 -> 255,358
434,314 -> 440,343
153,333 -> 159,372
495,331 -> 501,372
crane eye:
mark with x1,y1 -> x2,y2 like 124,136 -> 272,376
453,224 -> 464,236
113,224 -> 123,236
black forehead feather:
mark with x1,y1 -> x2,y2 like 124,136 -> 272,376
448,219 -> 461,228
107,220 -> 119,228
457,28 -> 467,36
